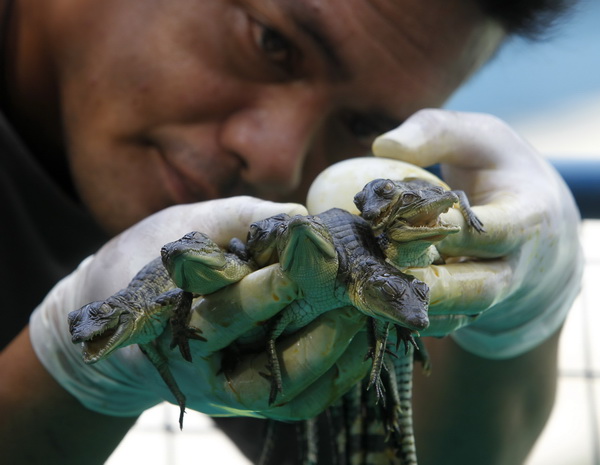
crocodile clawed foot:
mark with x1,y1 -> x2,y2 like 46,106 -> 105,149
394,325 -> 431,375
462,204 -> 485,234
454,190 -> 485,233
380,397 -> 402,437
138,343 -> 188,430
373,377 -> 387,406
168,290 -> 206,362
394,325 -> 417,353
269,379 -> 283,406
365,347 -> 391,406
468,213 -> 486,234
377,356 -> 403,436
383,404 -> 402,438
170,325 -> 206,363
177,401 -> 186,430
365,318 -> 391,404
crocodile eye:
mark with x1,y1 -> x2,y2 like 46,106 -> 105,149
247,224 -> 260,242
181,231 -> 199,242
87,301 -> 108,318
400,191 -> 419,205
87,304 -> 99,317
273,213 -> 291,222
375,180 -> 395,197
414,282 -> 429,301
381,280 -> 405,300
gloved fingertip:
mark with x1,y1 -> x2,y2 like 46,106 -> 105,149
251,201 -> 308,222
371,137 -> 399,156
372,127 -> 429,166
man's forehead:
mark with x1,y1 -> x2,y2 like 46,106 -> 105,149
280,0 -> 504,84
278,0 -> 352,81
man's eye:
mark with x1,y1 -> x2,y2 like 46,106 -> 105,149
251,20 -> 295,72
343,114 -> 381,142
342,113 -> 401,144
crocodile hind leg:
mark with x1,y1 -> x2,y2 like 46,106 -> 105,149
139,342 -> 188,430
263,300 -> 317,405
365,318 -> 391,402
264,312 -> 288,405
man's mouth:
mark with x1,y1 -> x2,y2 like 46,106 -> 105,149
155,146 -> 228,204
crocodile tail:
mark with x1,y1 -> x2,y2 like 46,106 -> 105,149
390,344 -> 418,465
256,420 -> 277,465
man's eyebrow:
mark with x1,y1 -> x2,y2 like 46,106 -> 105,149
287,8 -> 351,80
282,3 -> 402,129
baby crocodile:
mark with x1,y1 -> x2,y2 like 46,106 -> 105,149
68,233 -> 253,427
67,257 -> 195,427
326,177 -> 485,465
355,178 -> 485,267
253,209 -> 429,404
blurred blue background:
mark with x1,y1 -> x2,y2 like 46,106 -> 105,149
445,0 -> 600,158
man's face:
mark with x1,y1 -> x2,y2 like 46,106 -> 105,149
54,0 -> 502,233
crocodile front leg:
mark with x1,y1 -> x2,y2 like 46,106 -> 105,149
165,289 -> 206,362
264,299 -> 323,405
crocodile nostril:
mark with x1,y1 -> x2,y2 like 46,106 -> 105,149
406,313 -> 430,330
353,192 -> 365,210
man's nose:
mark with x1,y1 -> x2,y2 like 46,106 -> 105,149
220,86 -> 330,194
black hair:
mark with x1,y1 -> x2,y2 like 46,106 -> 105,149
475,0 -> 576,38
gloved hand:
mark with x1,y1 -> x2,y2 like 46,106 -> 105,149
307,109 -> 584,359
30,197 -> 368,422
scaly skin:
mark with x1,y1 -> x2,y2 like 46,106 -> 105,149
240,209 -> 430,405
68,257 -> 186,363
157,209 -> 429,407
69,233 -> 253,428
161,230 -> 257,294
68,257 -> 199,428
332,177 -> 484,465
245,213 -> 292,267
69,231 -> 255,360
319,336 -> 427,465
353,176 -> 484,419
354,178 -> 484,268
